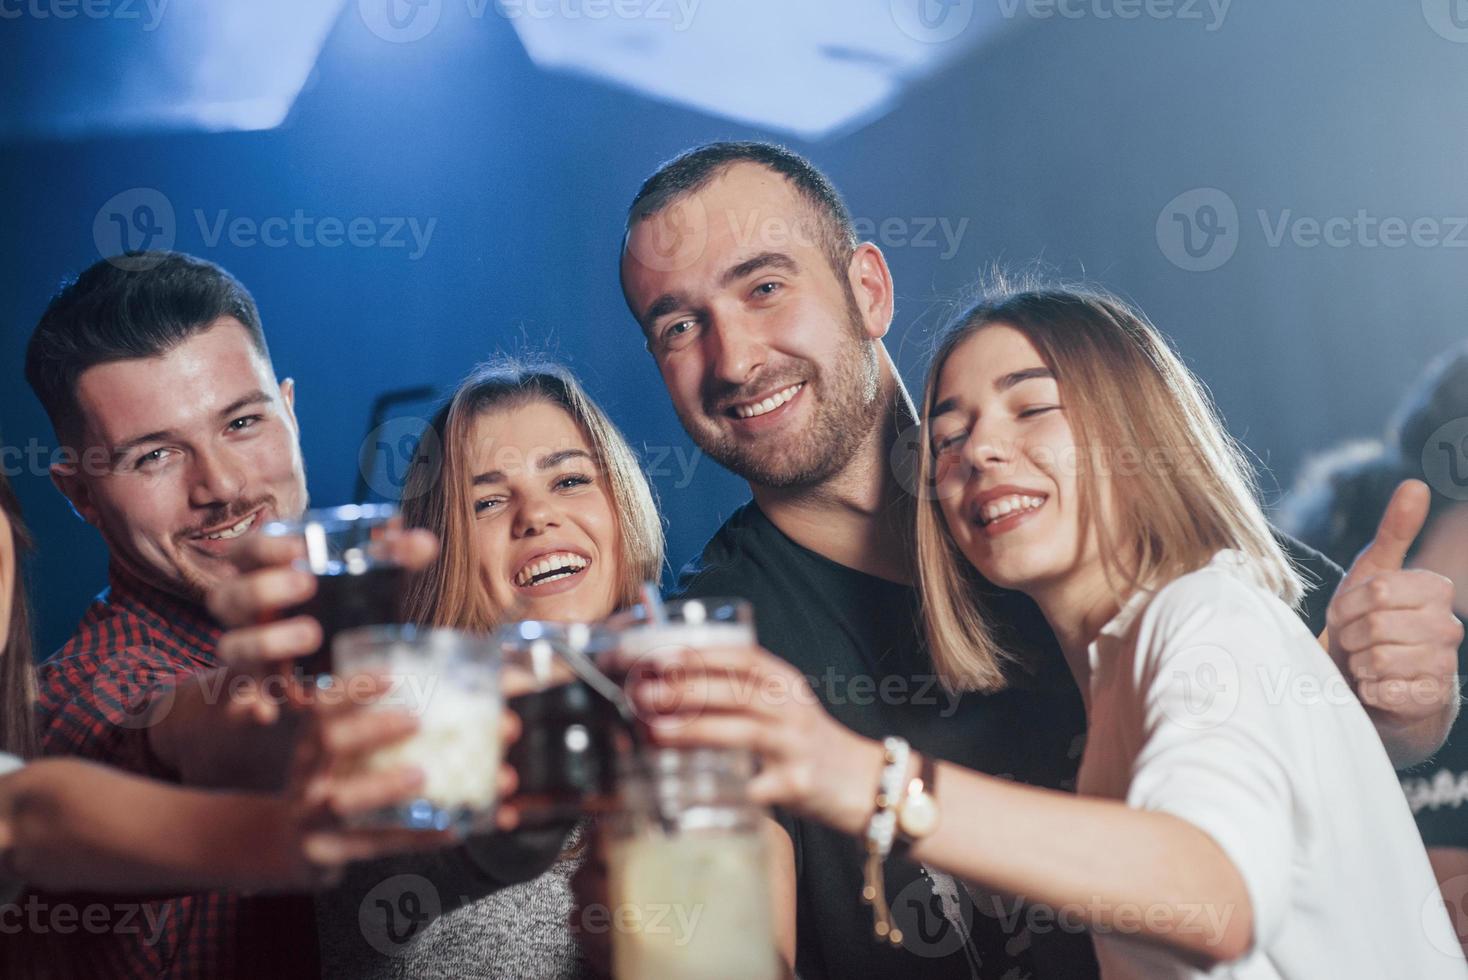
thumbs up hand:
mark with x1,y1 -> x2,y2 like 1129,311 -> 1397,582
1324,480 -> 1464,766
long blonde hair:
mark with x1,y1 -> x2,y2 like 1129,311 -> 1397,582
916,283 -> 1305,693
400,357 -> 665,631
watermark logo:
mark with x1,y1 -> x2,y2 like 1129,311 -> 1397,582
626,194 -> 710,275
995,0 -> 1232,31
360,0 -> 700,43
360,416 -> 436,502
194,209 -> 437,259
496,0 -> 701,31
1420,418 -> 1468,502
889,422 -> 935,502
891,0 -> 977,43
1156,187 -> 1239,272
358,874 -> 442,956
92,657 -> 176,730
92,188 -> 437,263
1424,874 -> 1468,956
1160,643 -> 1240,731
891,874 -> 976,958
359,0 -> 443,43
94,188 -> 177,270
0,0 -> 169,30
1160,189 -> 1468,272
1422,0 -> 1468,42
0,897 -> 169,944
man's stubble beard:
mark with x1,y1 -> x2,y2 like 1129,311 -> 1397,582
682,302 -> 885,491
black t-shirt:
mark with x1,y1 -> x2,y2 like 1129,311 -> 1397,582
1400,635 -> 1468,852
675,501 -> 1342,980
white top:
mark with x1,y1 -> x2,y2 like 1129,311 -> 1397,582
1076,551 -> 1466,979
0,750 -> 24,905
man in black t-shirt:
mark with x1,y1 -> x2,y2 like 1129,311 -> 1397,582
617,142 -> 1460,978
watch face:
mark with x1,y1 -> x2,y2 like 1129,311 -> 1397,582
900,793 -> 939,838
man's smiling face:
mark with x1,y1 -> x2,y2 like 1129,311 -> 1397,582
622,162 -> 884,489
57,316 -> 307,602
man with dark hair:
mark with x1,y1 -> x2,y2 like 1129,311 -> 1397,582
22,250 -> 318,979
25,250 -> 585,979
26,251 -> 301,604
620,142 -> 1463,978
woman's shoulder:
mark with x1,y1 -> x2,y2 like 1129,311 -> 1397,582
1126,551 -> 1302,666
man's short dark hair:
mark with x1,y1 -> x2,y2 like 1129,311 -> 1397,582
25,251 -> 271,444
624,141 -> 859,281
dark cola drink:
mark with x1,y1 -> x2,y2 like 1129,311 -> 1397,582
287,562 -> 407,679
507,678 -> 628,824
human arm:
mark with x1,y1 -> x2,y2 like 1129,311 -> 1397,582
0,680 -> 473,894
631,640 -> 1267,967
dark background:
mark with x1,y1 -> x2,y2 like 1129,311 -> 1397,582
3,0 -> 1466,655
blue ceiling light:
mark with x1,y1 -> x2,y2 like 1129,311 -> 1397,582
0,0 -> 346,143
502,0 -> 1003,140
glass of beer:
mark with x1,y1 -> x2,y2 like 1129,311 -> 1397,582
606,747 -> 781,980
498,620 -> 630,825
262,503 -> 407,682
333,625 -> 503,834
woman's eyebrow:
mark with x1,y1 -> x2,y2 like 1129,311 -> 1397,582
472,448 -> 594,485
995,367 -> 1054,391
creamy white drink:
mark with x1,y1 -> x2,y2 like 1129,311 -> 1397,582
335,626 -> 503,832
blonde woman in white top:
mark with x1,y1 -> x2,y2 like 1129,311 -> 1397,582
631,285 -> 1466,978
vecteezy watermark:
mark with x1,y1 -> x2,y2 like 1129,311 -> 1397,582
619,649 -> 967,726
1159,643 -> 1242,731
992,895 -> 1239,945
1420,418 -> 1468,502
90,655 -> 178,731
2,438 -> 115,478
1424,874 -> 1468,957
995,0 -> 1232,32
890,423 -> 1219,503
359,417 -> 437,503
625,202 -> 971,277
574,901 -> 706,946
890,873 -> 977,959
358,0 -> 700,44
0,897 -> 170,944
851,215 -> 970,260
92,188 -> 437,265
358,874 -> 443,957
493,0 -> 699,29
1158,653 -> 1457,732
194,209 -> 436,260
94,188 -> 178,269
890,0 -> 977,44
0,0 -> 168,30
640,444 -> 703,491
1158,188 -> 1468,272
1421,0 -> 1468,43
89,656 -> 449,732
719,210 -> 967,260
1155,188 -> 1240,273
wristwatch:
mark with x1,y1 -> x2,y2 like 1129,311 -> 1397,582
895,753 -> 939,845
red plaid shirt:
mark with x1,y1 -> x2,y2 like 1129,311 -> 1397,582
34,564 -> 320,980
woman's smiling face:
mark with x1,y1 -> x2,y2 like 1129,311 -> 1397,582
929,323 -> 1100,594
467,399 -> 622,624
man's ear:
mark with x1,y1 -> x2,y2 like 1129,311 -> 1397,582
50,453 -> 98,526
279,377 -> 299,430
848,242 -> 895,341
